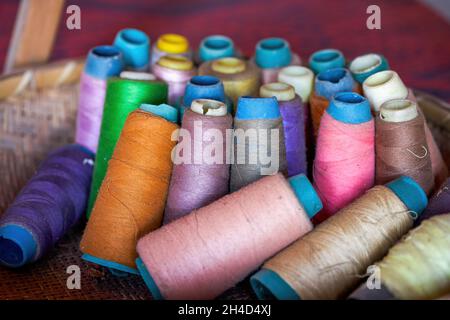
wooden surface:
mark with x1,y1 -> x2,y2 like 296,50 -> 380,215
4,0 -> 65,73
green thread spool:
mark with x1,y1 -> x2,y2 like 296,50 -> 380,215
87,78 -> 168,217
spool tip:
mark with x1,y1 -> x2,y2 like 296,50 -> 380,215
260,82 -> 296,101
288,174 -> 323,219
315,68 -> 355,100
308,48 -> 345,74
113,28 -> 150,69
199,35 -> 235,62
136,257 -> 164,300
379,99 -> 418,123
386,176 -> 428,217
211,57 -> 246,74
191,99 -> 227,116
157,33 -> 189,54
236,96 -> 280,120
81,253 -> 139,275
158,55 -> 193,71
140,103 -> 179,123
349,53 -> 389,84
183,76 -> 225,106
327,92 -> 372,124
0,224 -> 36,268
85,45 -> 124,79
250,269 -> 300,300
120,71 -> 156,81
255,38 -> 292,69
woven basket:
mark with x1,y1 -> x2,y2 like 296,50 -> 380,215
0,61 -> 448,300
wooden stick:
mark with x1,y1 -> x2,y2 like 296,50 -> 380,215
4,0 -> 65,73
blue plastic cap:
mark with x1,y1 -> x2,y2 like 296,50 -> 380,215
136,257 -> 164,300
386,176 -> 428,216
309,49 -> 345,74
183,76 -> 226,107
85,45 -> 124,79
288,174 -> 323,219
82,253 -> 139,275
199,35 -> 235,62
350,54 -> 389,84
255,38 -> 292,69
327,92 -> 372,124
315,68 -> 355,100
0,224 -> 37,267
140,103 -> 179,123
236,96 -> 280,120
250,269 -> 300,300
113,28 -> 150,70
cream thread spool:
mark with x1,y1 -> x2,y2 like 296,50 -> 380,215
277,66 -> 314,103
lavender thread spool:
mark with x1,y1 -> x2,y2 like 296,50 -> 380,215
75,45 -> 124,153
164,99 -> 233,223
113,28 -> 150,71
0,144 -> 94,267
152,55 -> 196,105
254,38 -> 301,84
260,82 -> 307,177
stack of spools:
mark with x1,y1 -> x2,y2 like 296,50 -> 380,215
0,28 -> 448,302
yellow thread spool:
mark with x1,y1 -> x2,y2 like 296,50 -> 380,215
157,34 -> 189,54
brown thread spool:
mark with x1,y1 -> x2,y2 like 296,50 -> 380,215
376,99 -> 434,195
250,176 -> 428,300
80,106 -> 179,274
198,57 -> 261,109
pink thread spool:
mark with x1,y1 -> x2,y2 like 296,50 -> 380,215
313,92 -> 375,224
152,55 -> 196,105
136,173 -> 322,300
75,46 -> 124,153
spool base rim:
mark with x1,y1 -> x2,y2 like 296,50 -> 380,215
82,253 -> 139,275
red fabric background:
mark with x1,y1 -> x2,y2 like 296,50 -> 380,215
0,0 -> 449,100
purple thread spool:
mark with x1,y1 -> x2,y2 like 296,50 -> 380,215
0,144 -> 94,267
164,99 -> 233,224
75,46 -> 124,153
260,82 -> 307,176
152,55 -> 196,105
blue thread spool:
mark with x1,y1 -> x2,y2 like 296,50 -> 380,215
255,38 -> 292,69
250,175 -> 428,300
81,103 -> 178,276
136,173 -> 322,300
85,45 -> 124,79
199,35 -> 235,62
113,28 -> 150,71
349,53 -> 389,84
315,68 -> 355,100
309,49 -> 345,74
180,76 -> 232,120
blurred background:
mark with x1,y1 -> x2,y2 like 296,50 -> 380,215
0,0 -> 449,100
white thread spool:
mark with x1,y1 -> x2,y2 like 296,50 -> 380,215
278,66 -> 314,103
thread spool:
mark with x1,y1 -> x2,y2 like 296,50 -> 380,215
251,176 -> 428,300
0,144 -> 94,267
198,57 -> 261,108
198,35 -> 235,62
75,45 -> 123,153
254,38 -> 301,84
348,53 -> 389,84
278,66 -> 314,103
164,99 -> 233,223
113,28 -> 150,71
151,33 -> 191,65
364,70 -> 448,187
87,78 -> 168,217
308,48 -> 345,74
120,71 -> 156,81
136,173 -> 322,299
153,55 -> 196,105
260,82 -> 307,176
230,96 -> 287,192
376,99 -> 434,195
416,177 -> 450,225
180,75 -> 232,120
349,213 -> 450,300
80,105 -> 179,274
313,92 -> 374,223
310,68 -> 356,137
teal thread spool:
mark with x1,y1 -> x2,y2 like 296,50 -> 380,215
309,48 -> 345,74
198,35 -> 235,62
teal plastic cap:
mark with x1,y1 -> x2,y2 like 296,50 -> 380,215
250,269 -> 300,300
288,174 -> 323,219
136,257 -> 164,300
255,38 -> 292,69
0,224 -> 37,267
82,253 -> 139,275
327,92 -> 372,124
199,35 -> 235,62
140,103 -> 179,123
113,28 -> 150,70
386,176 -> 428,217
309,48 -> 345,74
